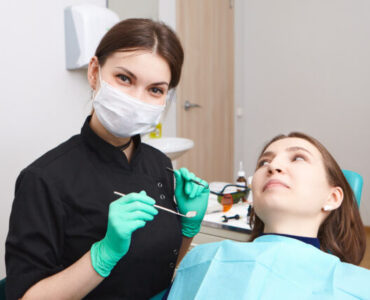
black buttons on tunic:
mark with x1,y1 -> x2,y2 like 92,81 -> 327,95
170,249 -> 178,269
158,182 -> 166,200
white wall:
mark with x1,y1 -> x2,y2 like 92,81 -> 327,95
234,0 -> 370,225
0,0 -> 106,277
109,0 -> 159,21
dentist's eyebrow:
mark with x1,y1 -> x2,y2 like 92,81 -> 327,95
286,146 -> 313,156
114,66 -> 169,86
152,81 -> 169,87
114,66 -> 137,80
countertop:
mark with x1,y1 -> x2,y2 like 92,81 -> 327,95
202,195 -> 252,234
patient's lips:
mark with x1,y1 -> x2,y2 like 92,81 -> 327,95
263,179 -> 289,192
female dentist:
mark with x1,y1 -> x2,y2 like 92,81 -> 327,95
6,18 -> 209,300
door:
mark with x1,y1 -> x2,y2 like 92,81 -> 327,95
176,0 -> 234,182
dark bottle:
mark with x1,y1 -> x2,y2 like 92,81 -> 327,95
236,161 -> 247,202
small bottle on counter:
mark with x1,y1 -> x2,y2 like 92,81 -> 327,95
236,161 -> 247,202
246,176 -> 253,203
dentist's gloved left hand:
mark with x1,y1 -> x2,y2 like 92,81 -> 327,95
174,168 -> 210,237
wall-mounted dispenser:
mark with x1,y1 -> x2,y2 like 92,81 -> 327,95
64,4 -> 120,70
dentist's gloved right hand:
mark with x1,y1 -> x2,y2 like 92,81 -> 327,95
174,168 -> 209,238
90,191 -> 158,277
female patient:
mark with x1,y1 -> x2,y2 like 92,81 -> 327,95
167,132 -> 370,299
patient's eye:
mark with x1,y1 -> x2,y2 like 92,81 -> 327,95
292,154 -> 306,162
257,159 -> 270,168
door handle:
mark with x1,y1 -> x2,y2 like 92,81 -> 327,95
184,100 -> 202,111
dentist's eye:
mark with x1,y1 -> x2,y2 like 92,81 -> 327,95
117,74 -> 131,83
150,87 -> 164,95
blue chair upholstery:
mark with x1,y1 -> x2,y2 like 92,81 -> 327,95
0,278 -> 5,300
150,289 -> 167,300
342,169 -> 363,207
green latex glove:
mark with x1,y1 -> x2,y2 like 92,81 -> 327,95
174,168 -> 210,237
90,191 -> 158,277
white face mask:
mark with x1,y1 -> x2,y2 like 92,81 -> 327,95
93,78 -> 165,138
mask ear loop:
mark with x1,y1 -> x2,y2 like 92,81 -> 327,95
90,64 -> 102,114
92,65 -> 103,100
160,88 -> 176,123
166,88 -> 176,103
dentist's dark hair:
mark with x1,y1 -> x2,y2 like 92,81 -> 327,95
248,132 -> 366,265
94,18 -> 184,89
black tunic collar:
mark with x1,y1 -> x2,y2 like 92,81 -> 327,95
80,116 -> 142,168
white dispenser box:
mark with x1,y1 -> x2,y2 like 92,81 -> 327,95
64,4 -> 120,70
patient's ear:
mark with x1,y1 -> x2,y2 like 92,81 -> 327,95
323,186 -> 343,211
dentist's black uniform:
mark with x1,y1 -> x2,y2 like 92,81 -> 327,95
6,116 -> 182,300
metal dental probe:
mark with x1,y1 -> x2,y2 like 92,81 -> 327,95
113,191 -> 197,218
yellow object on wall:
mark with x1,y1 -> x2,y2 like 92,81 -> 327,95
149,123 -> 162,138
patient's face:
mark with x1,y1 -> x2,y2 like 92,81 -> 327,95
252,137 -> 332,223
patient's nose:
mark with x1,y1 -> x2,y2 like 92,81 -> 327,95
268,167 -> 282,174
267,161 -> 283,174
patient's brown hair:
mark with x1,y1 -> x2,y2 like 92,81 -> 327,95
249,132 -> 366,265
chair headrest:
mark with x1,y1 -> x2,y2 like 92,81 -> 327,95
342,169 -> 363,207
